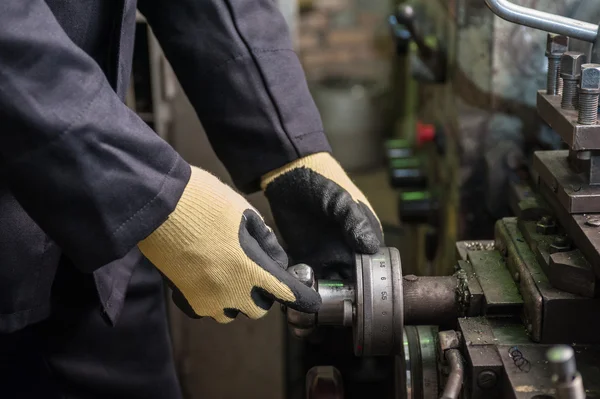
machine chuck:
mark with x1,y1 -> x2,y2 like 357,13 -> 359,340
285,247 -> 458,357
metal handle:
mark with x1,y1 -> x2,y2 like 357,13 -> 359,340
484,0 -> 599,43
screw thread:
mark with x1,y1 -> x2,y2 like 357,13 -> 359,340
558,77 -> 564,95
561,79 -> 578,109
577,92 -> 599,125
547,58 -> 561,95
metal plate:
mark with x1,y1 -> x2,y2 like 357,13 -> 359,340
495,218 -> 544,342
534,150 -> 600,214
467,250 -> 523,315
537,91 -> 600,151
458,260 -> 484,316
458,318 -> 505,398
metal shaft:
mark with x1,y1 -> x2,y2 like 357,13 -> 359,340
547,57 -> 561,95
484,0 -> 598,43
561,79 -> 579,109
402,275 -> 458,326
547,346 -> 586,399
578,92 -> 599,125
548,345 -> 577,382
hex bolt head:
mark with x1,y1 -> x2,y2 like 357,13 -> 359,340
549,235 -> 572,253
561,52 -> 586,109
560,52 -> 586,79
578,64 -> 600,125
288,264 -> 315,288
536,216 -> 556,235
477,370 -> 498,389
546,34 -> 569,56
580,64 -> 600,92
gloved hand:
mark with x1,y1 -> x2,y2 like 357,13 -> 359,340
261,152 -> 383,276
138,165 -> 321,323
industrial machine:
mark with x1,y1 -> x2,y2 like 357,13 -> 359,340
285,1 -> 600,398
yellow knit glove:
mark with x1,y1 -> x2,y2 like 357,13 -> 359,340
138,166 -> 321,323
261,152 -> 383,273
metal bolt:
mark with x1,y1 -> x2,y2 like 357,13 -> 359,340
550,235 -> 571,253
560,52 -> 586,109
547,345 -> 577,383
536,216 -> 556,235
586,217 -> 600,227
288,264 -> 315,288
576,150 -> 592,161
477,370 -> 498,389
546,34 -> 569,95
577,64 -> 600,125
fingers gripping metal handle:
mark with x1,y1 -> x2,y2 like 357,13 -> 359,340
285,264 -> 354,337
286,264 -> 318,337
285,248 -> 406,357
484,0 -> 599,43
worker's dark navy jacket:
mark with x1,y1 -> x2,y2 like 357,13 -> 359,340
0,0 -> 330,332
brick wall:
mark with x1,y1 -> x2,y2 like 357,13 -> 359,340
297,0 -> 393,82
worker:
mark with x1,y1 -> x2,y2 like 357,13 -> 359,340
0,1 -> 382,398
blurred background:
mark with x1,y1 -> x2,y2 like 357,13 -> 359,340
127,0 -> 600,397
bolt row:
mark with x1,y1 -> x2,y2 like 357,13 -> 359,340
546,33 -> 600,125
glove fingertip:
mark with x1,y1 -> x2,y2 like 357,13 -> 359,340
287,283 -> 322,314
354,233 -> 381,254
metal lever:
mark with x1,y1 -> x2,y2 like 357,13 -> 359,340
394,4 -> 434,60
484,0 -> 599,43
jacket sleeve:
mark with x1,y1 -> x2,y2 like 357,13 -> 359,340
0,0 -> 191,271
137,0 -> 332,194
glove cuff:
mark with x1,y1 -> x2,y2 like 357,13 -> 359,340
261,152 -> 341,188
138,166 -> 254,280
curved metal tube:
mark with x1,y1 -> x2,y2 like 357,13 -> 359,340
484,0 -> 598,43
441,349 -> 464,399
